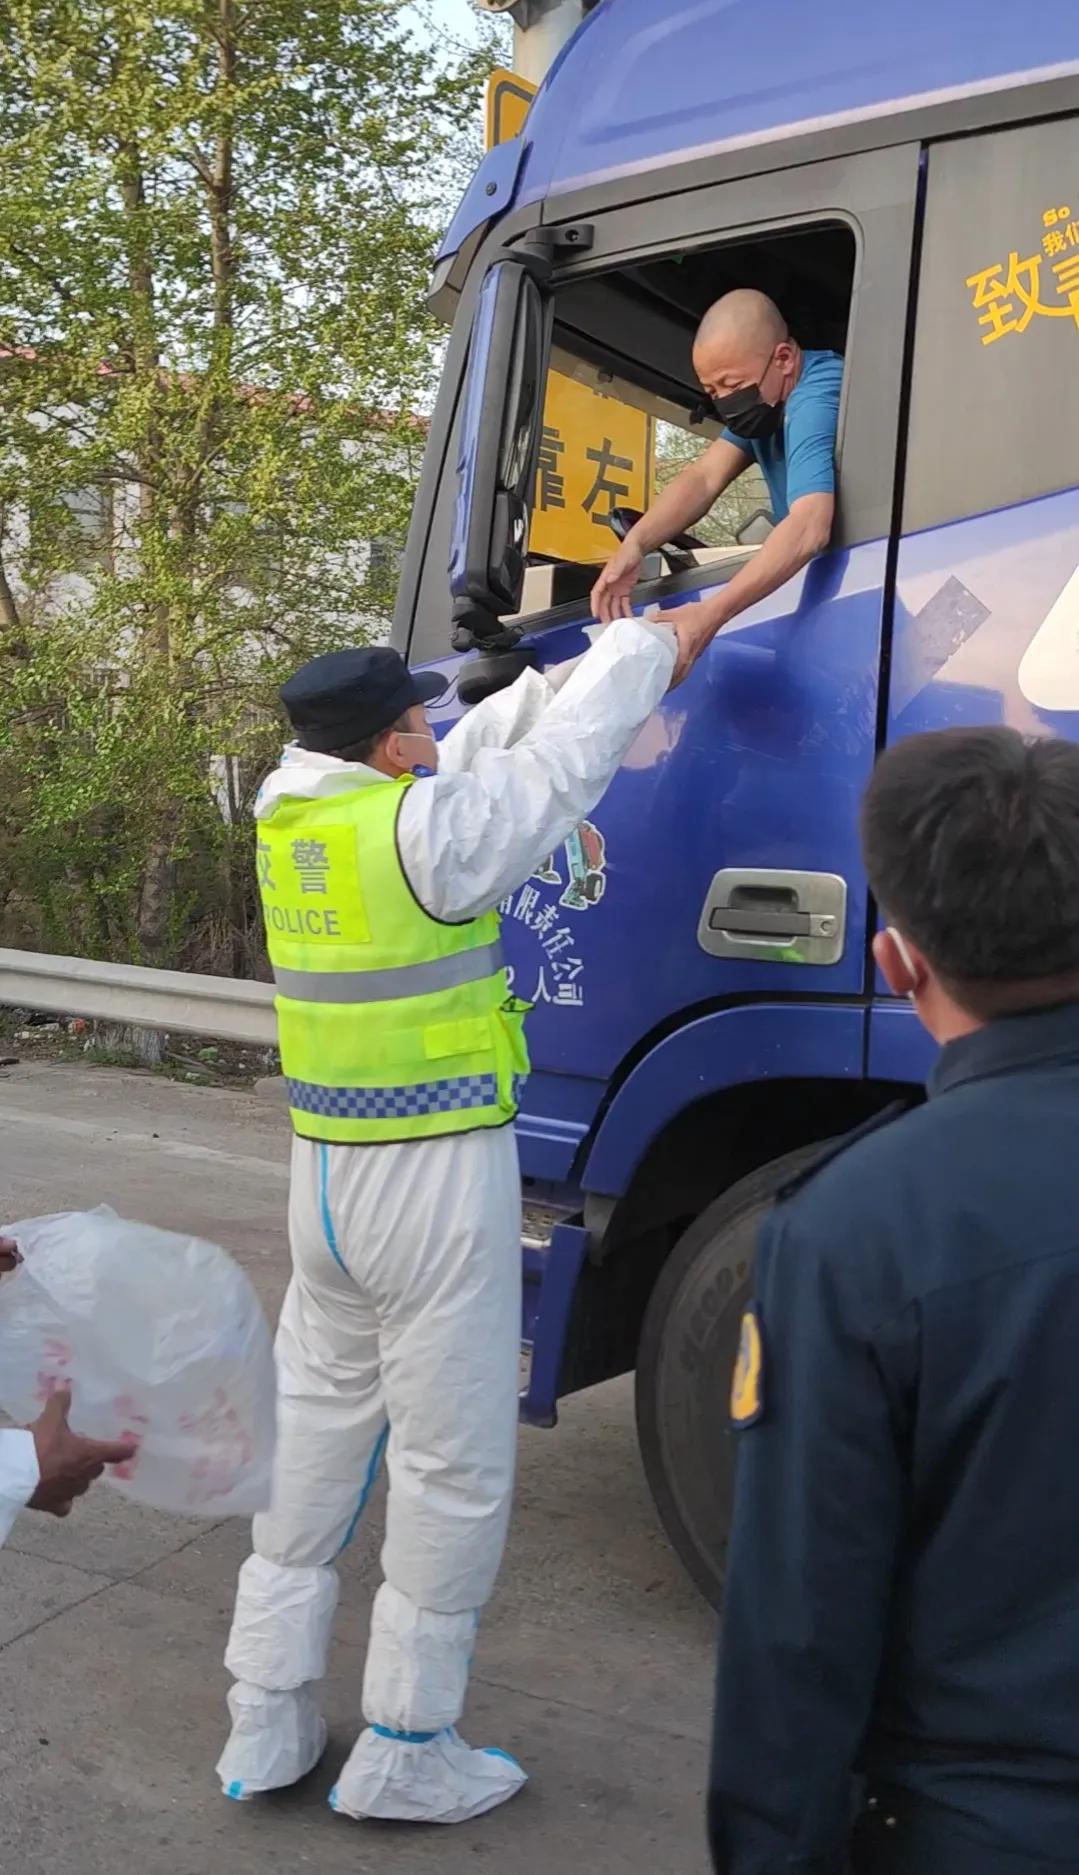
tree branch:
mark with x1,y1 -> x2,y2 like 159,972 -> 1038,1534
117,138 -> 159,375
0,503 -> 24,644
210,3 -> 237,339
193,616 -> 300,660
19,402 -> 157,491
8,244 -> 79,309
177,0 -> 238,536
181,143 -> 215,189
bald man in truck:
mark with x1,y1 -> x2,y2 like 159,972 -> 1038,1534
590,288 -> 842,677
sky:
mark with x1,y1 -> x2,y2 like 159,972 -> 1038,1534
407,0 -> 503,50
429,0 -> 481,31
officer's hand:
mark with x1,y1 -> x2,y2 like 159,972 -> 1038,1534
590,538 -> 644,623
0,1237 -> 21,1276
27,1389 -> 139,1518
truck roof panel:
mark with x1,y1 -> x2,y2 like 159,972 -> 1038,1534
516,0 -> 1079,207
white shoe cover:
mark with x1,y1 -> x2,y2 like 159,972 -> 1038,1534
329,1725 -> 527,1825
217,1682 -> 327,1800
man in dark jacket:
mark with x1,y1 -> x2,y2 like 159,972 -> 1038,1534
710,726 -> 1079,1875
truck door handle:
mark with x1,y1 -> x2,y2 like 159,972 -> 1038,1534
710,907 -> 813,938
698,869 -> 847,966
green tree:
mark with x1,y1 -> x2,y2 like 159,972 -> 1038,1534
654,422 -> 771,547
0,0 -> 487,977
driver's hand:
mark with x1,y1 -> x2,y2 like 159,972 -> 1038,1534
660,599 -> 716,687
589,537 -> 644,623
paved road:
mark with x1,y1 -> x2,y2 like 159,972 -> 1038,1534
0,1063 -> 715,1875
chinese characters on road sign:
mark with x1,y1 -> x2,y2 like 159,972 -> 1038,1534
529,370 -> 654,564
582,438 -> 634,526
537,426 -> 566,510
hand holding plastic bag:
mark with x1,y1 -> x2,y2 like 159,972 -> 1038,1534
28,1387 -> 139,1518
0,1207 -> 276,1517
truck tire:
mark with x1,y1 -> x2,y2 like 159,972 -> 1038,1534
635,1142 -> 828,1607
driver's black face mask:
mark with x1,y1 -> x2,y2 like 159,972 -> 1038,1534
710,378 -> 784,440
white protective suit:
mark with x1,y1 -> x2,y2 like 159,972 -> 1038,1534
218,616 -> 677,1823
0,1431 -> 39,1542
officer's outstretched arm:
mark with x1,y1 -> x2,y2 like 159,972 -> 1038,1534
709,1207 -> 906,1874
436,628 -> 621,776
436,667 -> 562,776
397,617 -> 676,922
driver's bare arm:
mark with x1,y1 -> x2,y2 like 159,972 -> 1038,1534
664,490 -> 835,681
590,437 -> 750,623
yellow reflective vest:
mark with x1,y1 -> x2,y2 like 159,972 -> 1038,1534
257,775 -> 529,1144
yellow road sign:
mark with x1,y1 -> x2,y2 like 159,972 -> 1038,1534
485,68 -> 655,566
486,68 -> 535,148
534,373 -> 654,564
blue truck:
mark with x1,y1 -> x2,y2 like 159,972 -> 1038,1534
394,0 -> 1079,1603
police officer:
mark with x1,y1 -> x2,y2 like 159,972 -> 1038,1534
218,619 -> 676,1824
710,725 -> 1079,1875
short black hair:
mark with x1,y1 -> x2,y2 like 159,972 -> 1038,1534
861,727 -> 1079,1018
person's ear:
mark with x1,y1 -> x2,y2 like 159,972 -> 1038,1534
873,926 -> 926,998
381,728 -> 409,777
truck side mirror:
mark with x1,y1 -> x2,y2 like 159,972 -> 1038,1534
449,260 -> 551,653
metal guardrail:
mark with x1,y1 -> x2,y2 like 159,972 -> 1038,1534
0,948 -> 276,1047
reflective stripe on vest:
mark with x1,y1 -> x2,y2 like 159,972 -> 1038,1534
271,938 -> 504,1005
286,1072 -> 500,1121
285,1071 -> 528,1122
257,775 -> 528,1145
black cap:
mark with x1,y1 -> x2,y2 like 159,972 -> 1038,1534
280,647 -> 448,754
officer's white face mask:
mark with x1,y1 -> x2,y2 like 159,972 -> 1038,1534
888,927 -> 919,1000
394,730 -> 440,778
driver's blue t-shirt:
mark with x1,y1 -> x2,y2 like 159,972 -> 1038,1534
722,349 -> 843,522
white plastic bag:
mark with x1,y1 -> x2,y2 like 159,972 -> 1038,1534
0,1206 -> 276,1516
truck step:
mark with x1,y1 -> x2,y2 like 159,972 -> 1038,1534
521,1197 -> 574,1250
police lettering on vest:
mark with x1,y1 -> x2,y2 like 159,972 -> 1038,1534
266,904 -> 343,939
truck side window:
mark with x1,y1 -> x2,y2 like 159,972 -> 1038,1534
905,115 -> 1079,535
510,221 -> 854,625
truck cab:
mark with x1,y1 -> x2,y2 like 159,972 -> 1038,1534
394,0 -> 1079,1603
